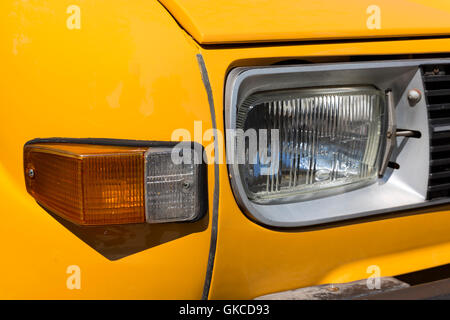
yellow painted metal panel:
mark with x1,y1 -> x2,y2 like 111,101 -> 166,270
199,39 -> 450,299
1,0 -> 450,300
159,0 -> 450,44
0,0 -> 212,299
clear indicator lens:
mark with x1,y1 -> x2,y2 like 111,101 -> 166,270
145,147 -> 204,223
238,87 -> 384,202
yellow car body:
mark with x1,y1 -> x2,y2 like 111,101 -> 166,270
1,0 -> 450,299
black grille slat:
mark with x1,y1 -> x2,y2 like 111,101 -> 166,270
429,158 -> 450,166
430,144 -> 450,153
424,75 -> 450,82
428,183 -> 450,192
429,170 -> 450,179
431,131 -> 450,140
422,65 -> 450,200
430,117 -> 450,125
426,89 -> 450,97
427,103 -> 450,111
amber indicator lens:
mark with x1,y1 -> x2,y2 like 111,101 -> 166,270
24,144 -> 148,225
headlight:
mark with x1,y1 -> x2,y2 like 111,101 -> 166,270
225,60 -> 443,227
237,87 -> 384,203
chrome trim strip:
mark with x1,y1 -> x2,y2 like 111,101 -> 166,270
379,90 -> 396,176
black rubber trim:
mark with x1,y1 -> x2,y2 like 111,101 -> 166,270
25,137 -> 182,148
196,54 -> 220,300
200,34 -> 450,49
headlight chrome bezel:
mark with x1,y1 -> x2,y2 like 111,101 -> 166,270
225,59 -> 450,228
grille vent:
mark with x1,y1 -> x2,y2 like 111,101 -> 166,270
422,64 -> 450,200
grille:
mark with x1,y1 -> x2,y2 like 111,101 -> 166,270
422,64 -> 450,200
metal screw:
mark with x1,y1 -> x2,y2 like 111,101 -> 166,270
327,285 -> 339,292
28,168 -> 35,178
407,89 -> 421,106
182,181 -> 191,190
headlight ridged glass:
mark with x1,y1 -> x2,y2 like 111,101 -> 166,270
236,87 -> 384,203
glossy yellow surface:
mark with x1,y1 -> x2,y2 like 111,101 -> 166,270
160,0 -> 450,44
1,0 -> 212,299
200,39 -> 450,299
1,0 -> 450,299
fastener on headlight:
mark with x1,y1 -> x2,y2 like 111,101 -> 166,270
237,87 -> 384,203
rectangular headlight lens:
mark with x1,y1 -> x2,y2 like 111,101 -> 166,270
237,87 -> 384,203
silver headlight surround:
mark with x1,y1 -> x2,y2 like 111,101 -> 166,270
225,59 -> 450,228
